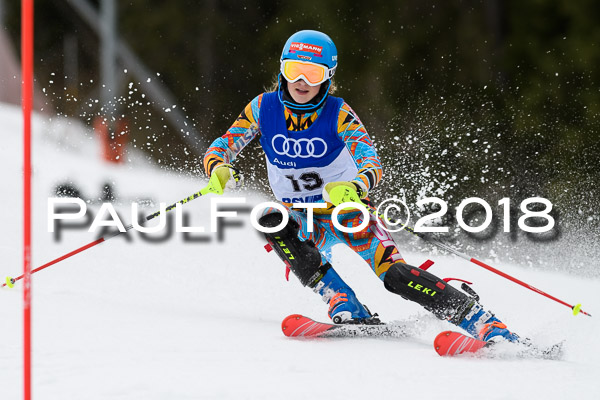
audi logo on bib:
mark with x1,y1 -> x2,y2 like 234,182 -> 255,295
271,134 -> 328,158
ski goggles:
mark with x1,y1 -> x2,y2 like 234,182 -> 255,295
280,59 -> 336,86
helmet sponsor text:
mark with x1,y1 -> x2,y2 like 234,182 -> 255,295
290,42 -> 323,55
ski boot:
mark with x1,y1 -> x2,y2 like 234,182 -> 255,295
457,302 -> 520,342
259,212 -> 380,325
383,262 -> 519,342
314,267 -> 380,325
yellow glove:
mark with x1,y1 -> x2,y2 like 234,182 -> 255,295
201,164 -> 241,195
322,181 -> 367,209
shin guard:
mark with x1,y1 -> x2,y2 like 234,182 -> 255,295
259,212 -> 328,287
383,263 -> 474,323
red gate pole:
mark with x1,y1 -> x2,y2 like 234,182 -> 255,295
22,0 -> 34,399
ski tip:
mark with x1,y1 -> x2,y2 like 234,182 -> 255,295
5,276 -> 15,288
434,330 -> 487,357
433,331 -> 453,356
281,314 -> 304,337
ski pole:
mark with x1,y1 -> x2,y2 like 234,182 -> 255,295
2,169 -> 240,289
364,203 -> 592,317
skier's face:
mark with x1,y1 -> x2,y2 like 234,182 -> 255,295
287,79 -> 321,104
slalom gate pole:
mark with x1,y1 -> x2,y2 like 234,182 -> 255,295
2,183 -> 221,289
22,0 -> 34,398
365,204 -> 592,317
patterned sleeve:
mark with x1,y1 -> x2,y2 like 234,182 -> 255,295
337,102 -> 383,193
203,94 -> 263,176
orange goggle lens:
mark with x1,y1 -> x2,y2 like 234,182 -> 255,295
282,60 -> 327,86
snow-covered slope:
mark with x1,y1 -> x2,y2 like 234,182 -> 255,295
1,103 -> 599,399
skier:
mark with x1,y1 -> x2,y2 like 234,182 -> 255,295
203,30 -> 518,343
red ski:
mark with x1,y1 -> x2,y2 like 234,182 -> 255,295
434,331 -> 488,356
281,314 -> 407,338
